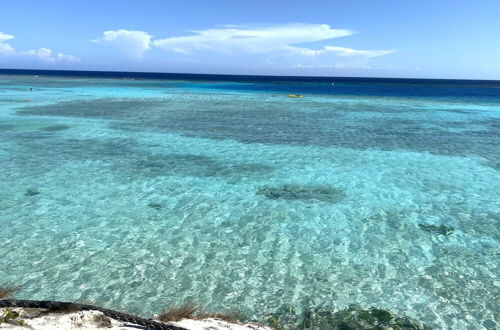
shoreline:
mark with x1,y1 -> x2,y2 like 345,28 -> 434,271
0,296 -> 434,330
0,307 -> 271,330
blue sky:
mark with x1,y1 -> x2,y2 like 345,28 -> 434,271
1,0 -> 499,79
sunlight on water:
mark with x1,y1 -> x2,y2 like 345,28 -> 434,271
0,75 -> 499,329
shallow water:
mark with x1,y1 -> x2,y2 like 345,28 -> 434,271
0,73 -> 499,329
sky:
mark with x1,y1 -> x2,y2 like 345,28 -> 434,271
1,0 -> 499,79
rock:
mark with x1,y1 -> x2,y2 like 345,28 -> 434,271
257,185 -> 345,203
300,305 -> 431,330
148,203 -> 164,210
24,189 -> 40,196
267,304 -> 431,330
418,224 -> 455,236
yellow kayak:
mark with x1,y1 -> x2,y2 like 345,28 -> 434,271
288,94 -> 304,98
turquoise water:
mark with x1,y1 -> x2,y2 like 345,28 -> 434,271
0,73 -> 499,329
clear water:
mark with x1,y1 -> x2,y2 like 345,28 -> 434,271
0,72 -> 499,329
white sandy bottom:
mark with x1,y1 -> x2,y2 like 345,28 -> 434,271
1,308 -> 271,330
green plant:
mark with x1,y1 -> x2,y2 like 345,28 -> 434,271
0,308 -> 27,326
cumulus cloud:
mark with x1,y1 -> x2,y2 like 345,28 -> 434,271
289,45 -> 394,58
152,24 -> 352,54
19,48 -> 56,61
0,32 -> 79,62
285,45 -> 395,69
0,32 -> 16,55
92,29 -> 152,57
57,53 -> 80,62
93,24 -> 394,70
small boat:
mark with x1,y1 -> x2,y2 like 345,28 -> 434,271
288,94 -> 304,98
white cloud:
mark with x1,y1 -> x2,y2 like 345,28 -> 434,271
0,32 -> 79,62
323,46 -> 394,58
0,32 -> 15,42
92,29 -> 152,57
57,53 -> 80,62
92,24 -> 394,70
0,32 -> 16,55
151,24 -> 393,69
19,48 -> 55,61
152,24 -> 353,54
286,45 -> 395,69
288,45 -> 393,58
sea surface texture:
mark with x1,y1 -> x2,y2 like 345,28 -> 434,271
0,70 -> 499,329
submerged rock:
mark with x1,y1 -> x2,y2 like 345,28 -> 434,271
418,223 -> 455,236
320,305 -> 432,330
148,203 -> 164,210
269,304 -> 431,330
40,124 -> 71,131
24,189 -> 40,196
257,185 -> 345,203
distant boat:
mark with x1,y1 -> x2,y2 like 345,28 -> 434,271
288,94 -> 304,98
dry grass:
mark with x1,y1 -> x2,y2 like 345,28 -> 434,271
0,287 -> 18,299
157,302 -> 198,322
157,302 -> 243,323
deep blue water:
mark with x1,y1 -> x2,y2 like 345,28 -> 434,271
2,68 -> 500,99
0,69 -> 499,329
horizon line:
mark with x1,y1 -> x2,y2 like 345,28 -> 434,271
0,68 -> 499,82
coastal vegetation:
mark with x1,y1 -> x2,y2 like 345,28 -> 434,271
158,302 -> 243,323
0,287 -> 26,326
1,287 -> 433,329
0,287 -> 17,299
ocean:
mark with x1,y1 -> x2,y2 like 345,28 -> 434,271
0,69 -> 499,329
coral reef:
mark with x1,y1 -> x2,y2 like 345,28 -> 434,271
257,185 -> 346,203
267,304 -> 431,330
418,224 -> 455,236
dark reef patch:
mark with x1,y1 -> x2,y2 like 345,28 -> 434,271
24,189 -> 40,196
18,98 -> 169,120
4,129 -> 273,181
418,223 -> 455,236
109,97 -> 499,167
15,94 -> 500,174
2,136 -> 137,178
40,124 -> 71,131
257,184 -> 346,203
17,95 -> 500,166
267,304 -> 431,330
131,154 -> 273,179
147,203 -> 164,210
443,108 -> 474,115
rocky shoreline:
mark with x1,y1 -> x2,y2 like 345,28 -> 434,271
0,307 -> 271,330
